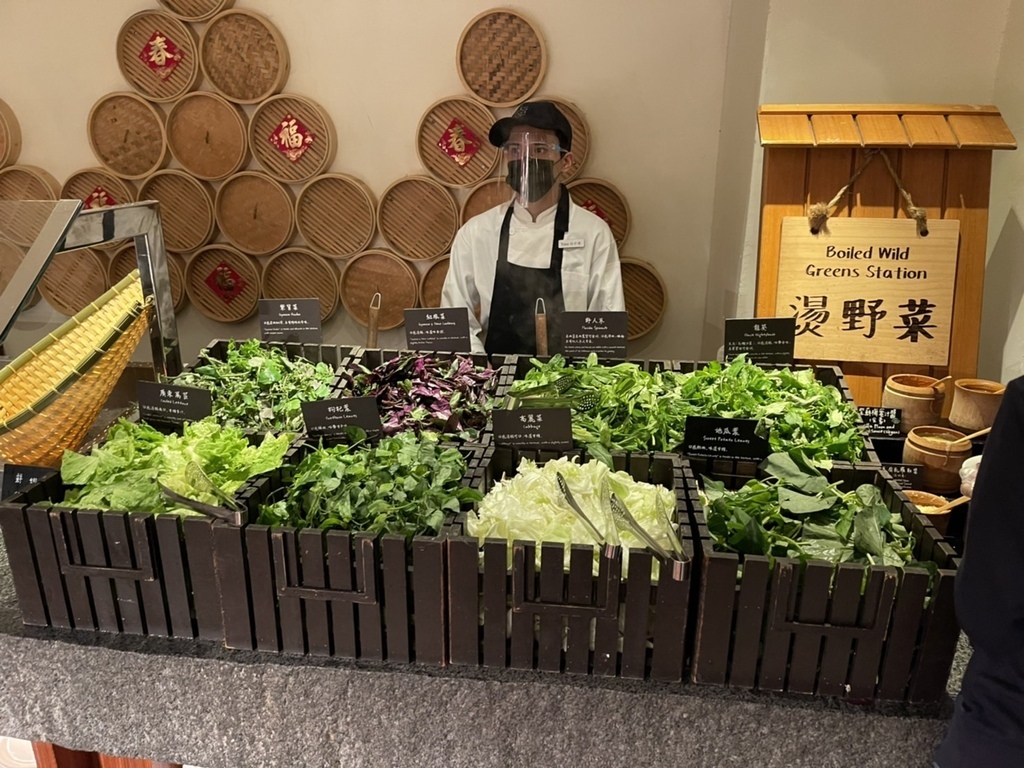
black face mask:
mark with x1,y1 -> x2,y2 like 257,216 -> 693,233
506,158 -> 558,203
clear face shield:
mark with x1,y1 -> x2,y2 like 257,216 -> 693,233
497,130 -> 569,208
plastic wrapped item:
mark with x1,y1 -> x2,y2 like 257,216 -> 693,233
960,455 -> 982,498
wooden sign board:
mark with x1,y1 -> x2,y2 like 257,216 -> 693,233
774,217 -> 959,366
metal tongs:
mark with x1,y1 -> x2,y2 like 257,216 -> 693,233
159,460 -> 244,525
600,476 -> 685,562
556,472 -> 606,544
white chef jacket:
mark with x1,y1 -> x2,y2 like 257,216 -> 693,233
441,198 -> 626,354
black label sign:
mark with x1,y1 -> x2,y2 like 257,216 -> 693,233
683,416 -> 770,462
858,406 -> 903,437
2,464 -> 55,500
561,311 -> 628,359
259,298 -> 323,344
492,408 -> 573,450
301,397 -> 382,437
724,317 -> 796,364
404,307 -> 472,352
138,381 -> 213,425
883,463 -> 925,491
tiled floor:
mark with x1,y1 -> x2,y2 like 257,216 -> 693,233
0,737 -> 202,767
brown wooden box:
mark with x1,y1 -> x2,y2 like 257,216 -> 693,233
689,461 -> 959,703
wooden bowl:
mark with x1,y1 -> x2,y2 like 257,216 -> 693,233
295,173 -> 376,259
184,244 -> 261,323
377,176 -> 458,261
157,0 -> 233,22
200,9 -> 290,104
418,255 -> 450,309
261,248 -> 339,321
108,243 -> 186,311
0,166 -> 61,247
167,92 -> 249,180
416,96 -> 498,188
902,490 -> 953,536
620,257 -> 666,340
0,98 -> 22,169
88,93 -> 168,180
117,11 -> 200,103
568,177 -> 631,249
249,94 -> 336,184
215,171 -> 294,256
457,8 -> 547,107
139,170 -> 216,253
904,426 -> 972,496
39,248 -> 109,316
339,249 -> 418,329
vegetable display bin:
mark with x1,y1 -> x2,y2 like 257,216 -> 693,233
446,447 -> 699,682
689,460 -> 959,703
213,441 -> 489,663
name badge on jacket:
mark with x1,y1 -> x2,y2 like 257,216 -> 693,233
557,235 -> 585,249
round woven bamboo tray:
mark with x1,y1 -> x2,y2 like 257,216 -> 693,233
88,93 -> 168,180
39,248 -> 109,316
545,97 -> 588,181
295,173 -> 375,259
249,94 -> 336,184
457,9 -> 547,108
185,244 -> 261,323
417,96 -> 498,188
117,11 -> 200,103
377,176 -> 458,261
418,255 -> 449,309
567,177 -> 631,249
108,243 -> 186,311
0,238 -> 39,308
0,98 -> 22,169
340,249 -> 418,329
261,248 -> 338,321
215,171 -> 294,256
61,168 -> 137,252
157,0 -> 233,22
139,170 -> 216,253
620,257 -> 665,340
200,9 -> 290,104
0,166 -> 60,247
167,92 -> 248,180
460,177 -> 512,225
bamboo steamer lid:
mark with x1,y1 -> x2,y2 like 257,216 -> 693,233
544,97 -> 588,181
418,255 -> 449,309
0,238 -> 39,308
157,0 -> 234,22
457,9 -> 547,108
185,244 -> 261,323
61,168 -> 137,251
139,170 -> 216,253
567,177 -> 631,249
377,176 -> 458,261
88,93 -> 168,180
167,92 -> 248,180
39,248 -> 109,316
620,257 -> 666,340
117,11 -> 200,103
340,249 -> 418,329
108,243 -> 186,311
261,248 -> 339,321
417,96 -> 499,188
0,98 -> 22,169
0,165 -> 61,247
215,171 -> 294,256
460,177 -> 512,225
200,10 -> 290,104
250,94 -> 336,184
295,173 -> 376,259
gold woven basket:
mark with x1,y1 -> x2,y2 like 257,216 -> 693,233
0,271 -> 149,467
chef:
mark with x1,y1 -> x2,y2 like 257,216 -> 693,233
441,101 -> 625,355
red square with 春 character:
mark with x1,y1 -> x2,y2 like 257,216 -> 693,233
581,199 -> 609,222
269,114 -> 315,163
139,31 -> 182,80
85,186 -> 117,209
204,261 -> 247,304
438,118 -> 481,167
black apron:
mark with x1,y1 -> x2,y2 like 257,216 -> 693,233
484,185 -> 570,356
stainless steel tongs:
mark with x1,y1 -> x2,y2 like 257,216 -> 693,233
159,460 -> 244,525
556,471 -> 606,545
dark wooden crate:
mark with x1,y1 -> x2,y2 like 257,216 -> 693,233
689,462 -> 959,703
213,440 -> 489,664
446,446 -> 699,682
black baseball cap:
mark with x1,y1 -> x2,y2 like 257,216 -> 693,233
488,101 -> 573,151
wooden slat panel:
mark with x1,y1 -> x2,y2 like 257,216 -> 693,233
26,507 -> 71,629
907,569 -> 960,702
510,543 -> 535,669
482,540 -> 507,667
805,148 -> 855,215
182,517 -> 222,642
847,568 -> 896,699
727,555 -> 770,689
760,104 -> 1003,116
756,148 -> 808,316
382,536 -> 411,662
810,114 -> 861,146
103,513 -> 143,635
855,115 -> 909,147
299,529 -> 330,657
0,507 -> 48,627
536,543 -> 564,673
901,115 -> 958,147
648,558 -> 689,683
877,569 -> 930,700
592,552 -> 620,677
758,563 -> 798,693
620,550 -> 653,679
447,537 -> 478,666
54,511 -> 95,631
565,546 -> 594,675
277,530 -> 306,655
816,565 -> 864,696
77,510 -> 118,633
131,516 -> 167,637
154,516 -> 192,638
691,552 -> 737,685
357,535 -> 383,661
245,526 -> 279,652
947,115 -> 1017,149
214,524 -> 252,651
758,114 -> 815,145
787,561 -> 834,695
326,532 -> 357,658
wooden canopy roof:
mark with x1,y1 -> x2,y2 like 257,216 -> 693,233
757,104 -> 1016,150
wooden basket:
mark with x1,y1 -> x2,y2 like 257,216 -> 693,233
38,248 -> 110,317
377,176 -> 458,261
0,98 -> 22,169
167,92 -> 248,180
200,9 -> 290,104
568,177 -> 631,249
108,243 -> 186,311
61,168 -> 137,251
457,9 -> 547,108
545,97 -> 588,181
88,93 -> 168,180
418,255 -> 449,309
139,169 -> 216,253
0,238 -> 39,308
620,257 -> 666,340
0,166 -> 61,247
250,94 -> 336,184
157,0 -> 233,22
339,249 -> 418,329
261,247 -> 339,321
295,173 -> 375,259
215,171 -> 295,256
185,244 -> 261,323
116,11 -> 200,103
417,96 -> 498,188
460,177 -> 512,225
